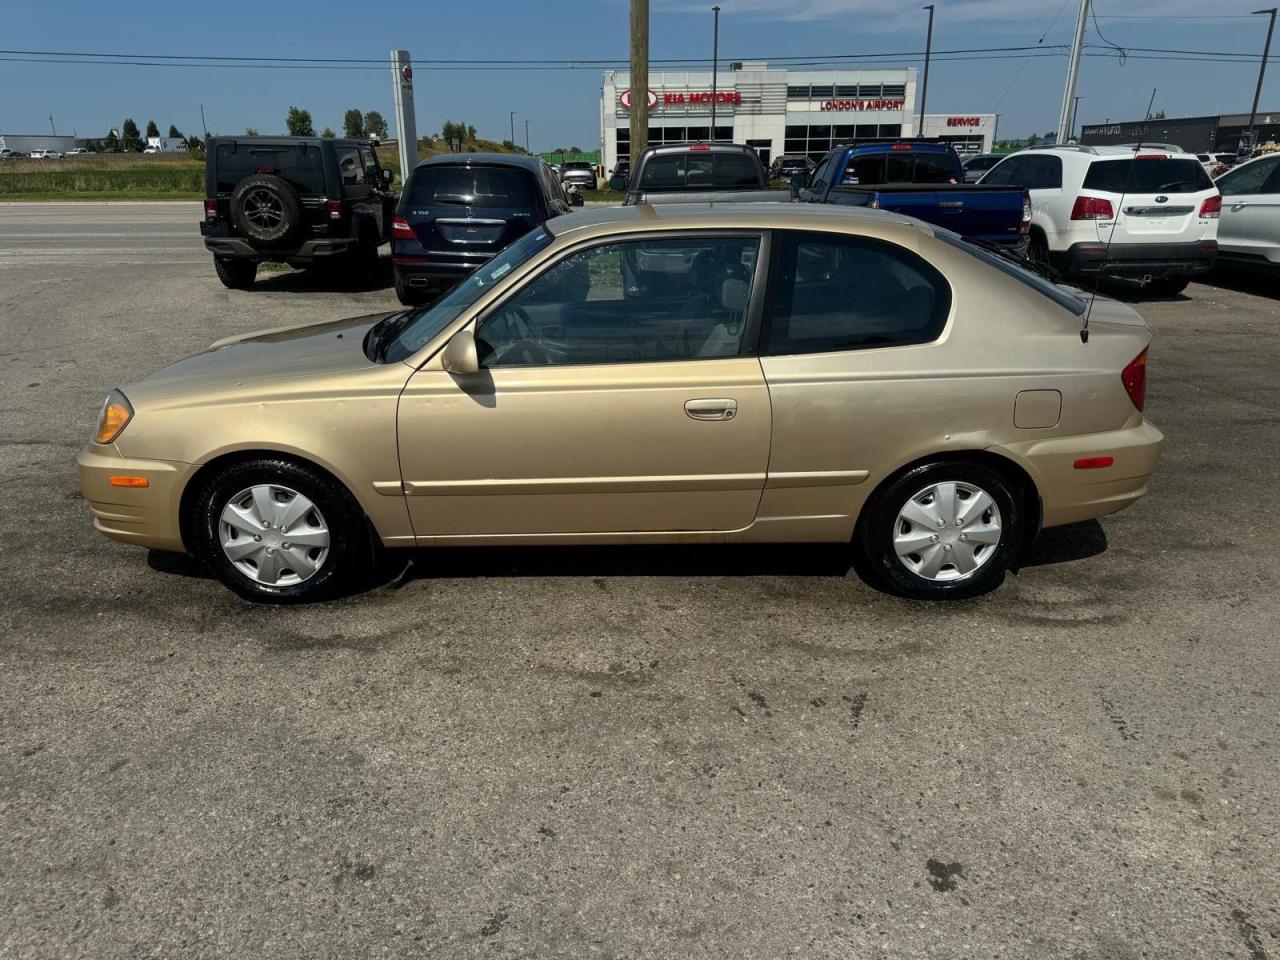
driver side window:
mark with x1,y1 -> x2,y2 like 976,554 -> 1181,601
1218,156 -> 1280,196
476,236 -> 760,367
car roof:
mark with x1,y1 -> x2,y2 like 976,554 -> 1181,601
414,152 -> 544,171
546,202 -> 931,242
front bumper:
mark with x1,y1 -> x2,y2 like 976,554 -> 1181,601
77,444 -> 192,553
998,419 -> 1164,529
1057,239 -> 1217,278
202,236 -> 358,262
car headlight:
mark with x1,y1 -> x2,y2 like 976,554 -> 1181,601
95,390 -> 133,444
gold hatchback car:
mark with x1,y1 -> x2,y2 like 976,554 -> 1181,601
79,204 -> 1162,602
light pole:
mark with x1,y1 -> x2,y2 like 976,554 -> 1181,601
1247,8 -> 1277,155
710,5 -> 721,142
1070,95 -> 1083,141
510,111 -> 517,148
918,5 -> 934,135
1057,0 -> 1090,144
524,119 -> 531,153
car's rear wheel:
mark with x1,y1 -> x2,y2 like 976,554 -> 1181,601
1146,275 -> 1190,297
857,459 -> 1023,601
190,458 -> 374,603
1028,230 -> 1051,270
214,257 -> 257,290
394,269 -> 429,306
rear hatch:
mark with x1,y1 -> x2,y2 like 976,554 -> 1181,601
1081,155 -> 1218,246
398,162 -> 544,261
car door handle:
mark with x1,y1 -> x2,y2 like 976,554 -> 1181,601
685,398 -> 737,421
1231,202 -> 1249,211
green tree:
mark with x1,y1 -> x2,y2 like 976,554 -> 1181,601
186,134 -> 203,151
168,124 -> 183,139
285,106 -> 315,137
321,127 -> 336,138
1026,133 -> 1040,147
364,110 -> 388,139
343,108 -> 365,139
103,128 -> 120,151
569,145 -> 583,154
121,118 -> 142,151
244,126 -> 260,136
466,124 -> 476,143
145,119 -> 160,139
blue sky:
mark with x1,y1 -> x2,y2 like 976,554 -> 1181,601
0,0 -> 1274,148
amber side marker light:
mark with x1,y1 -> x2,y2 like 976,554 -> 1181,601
1074,456 -> 1115,470
109,476 -> 149,488
95,390 -> 133,444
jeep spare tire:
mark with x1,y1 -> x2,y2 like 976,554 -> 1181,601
230,174 -> 302,244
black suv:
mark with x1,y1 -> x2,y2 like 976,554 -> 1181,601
391,153 -> 581,305
200,136 -> 397,289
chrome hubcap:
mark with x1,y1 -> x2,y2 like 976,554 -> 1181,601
893,480 -> 1002,582
219,484 -> 329,586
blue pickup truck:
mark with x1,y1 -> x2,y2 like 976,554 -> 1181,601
793,140 -> 1030,252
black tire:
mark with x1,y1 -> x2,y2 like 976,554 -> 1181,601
213,257 -> 257,290
190,457 -> 375,604
348,228 -> 382,289
856,459 -> 1024,601
394,269 -> 428,306
1146,275 -> 1190,297
1028,230 -> 1051,269
230,174 -> 303,245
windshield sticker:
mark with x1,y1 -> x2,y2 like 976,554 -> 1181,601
489,262 -> 512,281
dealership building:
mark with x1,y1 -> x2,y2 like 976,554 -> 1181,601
1081,110 -> 1280,154
600,62 -> 997,173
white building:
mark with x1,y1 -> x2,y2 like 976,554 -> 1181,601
601,63 -> 996,173
145,136 -> 189,153
917,113 -> 999,156
0,133 -> 80,154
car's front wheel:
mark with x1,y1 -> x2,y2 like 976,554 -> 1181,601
190,458 -> 374,603
214,257 -> 257,290
857,459 -> 1024,601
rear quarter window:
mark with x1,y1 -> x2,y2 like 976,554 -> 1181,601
935,230 -> 1085,316
1083,157 -> 1212,194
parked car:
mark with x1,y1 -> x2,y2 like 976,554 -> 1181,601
199,136 -> 396,290
391,153 -> 581,306
962,153 -> 1005,183
980,144 -> 1220,294
28,149 -> 64,160
0,148 -> 20,160
64,147 -> 91,157
795,141 -> 1030,253
78,203 -> 1161,604
1213,151 -> 1280,272
560,160 -> 598,193
769,153 -> 815,182
615,142 -> 788,204
609,159 -> 631,188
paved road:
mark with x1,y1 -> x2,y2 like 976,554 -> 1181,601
0,201 -> 206,266
1,203 -> 1278,959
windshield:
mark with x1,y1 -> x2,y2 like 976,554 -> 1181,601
1083,157 -> 1212,194
382,228 -> 554,363
935,230 -> 1086,316
405,164 -> 538,208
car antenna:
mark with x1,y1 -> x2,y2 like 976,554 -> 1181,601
1082,87 -> 1157,345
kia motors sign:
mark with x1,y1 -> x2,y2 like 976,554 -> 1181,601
662,91 -> 742,106
819,99 -> 906,112
618,89 -> 659,110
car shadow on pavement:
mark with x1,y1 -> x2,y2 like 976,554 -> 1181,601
1092,278 -> 1192,304
250,257 -> 394,294
1198,267 -> 1280,301
1016,519 -> 1107,569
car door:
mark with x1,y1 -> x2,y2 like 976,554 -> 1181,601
1216,154 -> 1280,255
396,232 -> 772,540
756,229 -> 954,537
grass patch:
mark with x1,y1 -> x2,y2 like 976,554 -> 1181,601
0,158 -> 203,199
579,189 -> 624,203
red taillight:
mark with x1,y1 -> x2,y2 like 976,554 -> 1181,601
392,215 -> 415,239
891,143 -> 912,150
203,198 -> 218,221
1199,194 -> 1222,218
1121,347 -> 1148,412
326,200 -> 343,221
1071,196 -> 1115,220
1073,456 -> 1115,470
1020,191 -> 1032,234
690,143 -> 710,151
1134,154 -> 1167,160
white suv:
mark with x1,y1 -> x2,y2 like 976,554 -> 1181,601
979,144 -> 1220,294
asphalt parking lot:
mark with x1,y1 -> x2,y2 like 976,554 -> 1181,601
2,201 -> 1278,959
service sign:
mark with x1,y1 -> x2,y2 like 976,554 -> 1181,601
947,116 -> 981,127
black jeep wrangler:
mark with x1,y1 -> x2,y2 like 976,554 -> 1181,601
200,136 -> 397,289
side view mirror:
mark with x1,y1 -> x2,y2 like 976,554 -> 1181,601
381,168 -> 394,185
441,328 -> 480,376
608,174 -> 627,192
790,170 -> 807,199
571,191 -> 585,207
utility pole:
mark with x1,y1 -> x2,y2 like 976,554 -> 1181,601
49,114 -> 56,135
629,0 -> 650,169
710,6 -> 721,142
524,119 -> 531,153
509,111 -> 516,148
1247,8 -> 1277,156
918,5 -> 934,135
200,103 -> 208,139
1056,0 -> 1089,144
1070,95 -> 1084,141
